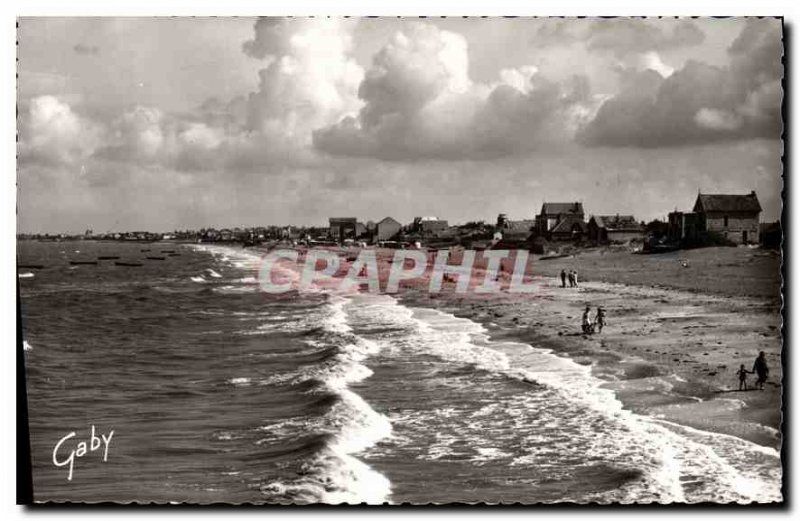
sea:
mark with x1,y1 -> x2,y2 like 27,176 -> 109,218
18,241 -> 782,504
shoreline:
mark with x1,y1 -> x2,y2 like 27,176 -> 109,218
399,279 -> 782,450
249,243 -> 783,450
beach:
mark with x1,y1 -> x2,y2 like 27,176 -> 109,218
20,241 -> 783,503
396,246 -> 783,450
259,243 -> 783,451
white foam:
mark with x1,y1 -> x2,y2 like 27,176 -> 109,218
258,295 -> 393,505
206,268 -> 223,278
190,276 -> 206,283
232,276 -> 259,284
342,294 -> 781,503
18,272 -> 34,279
23,340 -> 33,351
228,377 -> 251,386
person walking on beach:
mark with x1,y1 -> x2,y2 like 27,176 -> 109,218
568,270 -> 576,288
582,305 -> 593,334
560,269 -> 567,288
737,364 -> 751,391
752,351 -> 769,390
594,307 -> 606,333
573,269 -> 579,287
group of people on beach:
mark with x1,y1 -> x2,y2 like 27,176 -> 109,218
581,305 -> 605,335
737,351 -> 770,391
560,269 -> 579,288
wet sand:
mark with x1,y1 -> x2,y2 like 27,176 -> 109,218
399,246 -> 783,450
259,244 -> 783,449
406,278 -> 782,449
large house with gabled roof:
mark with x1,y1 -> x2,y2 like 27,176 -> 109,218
534,202 -> 587,241
693,191 -> 762,244
669,191 -> 762,245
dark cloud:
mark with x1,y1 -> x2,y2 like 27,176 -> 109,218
587,19 -> 705,56
532,20 -> 582,47
579,19 -> 782,147
242,17 -> 306,60
73,43 -> 99,55
532,18 -> 705,56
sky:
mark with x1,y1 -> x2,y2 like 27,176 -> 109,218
16,17 -> 783,233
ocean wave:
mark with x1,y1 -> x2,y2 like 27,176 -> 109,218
338,294 -> 781,504
256,295 -> 392,505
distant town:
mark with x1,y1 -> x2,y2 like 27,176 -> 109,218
18,191 -> 782,252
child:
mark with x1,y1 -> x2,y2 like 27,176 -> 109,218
582,305 -> 593,334
594,307 -> 606,333
737,364 -> 751,391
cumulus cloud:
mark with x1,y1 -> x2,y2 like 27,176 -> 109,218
21,18 -> 368,173
242,17 -> 363,144
580,18 -> 782,147
18,95 -> 103,165
18,18 -> 783,176
314,22 -> 597,161
694,108 -> 743,131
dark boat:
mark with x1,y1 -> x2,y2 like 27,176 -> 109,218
70,260 -> 98,265
167,253 -> 181,257
146,256 -> 166,261
97,256 -> 121,260
115,261 -> 143,267
160,250 -> 176,254
140,249 -> 151,252
18,264 -> 45,269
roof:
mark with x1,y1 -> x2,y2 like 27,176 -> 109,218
693,193 -> 762,214
505,220 -> 536,231
591,215 -> 643,231
378,216 -> 401,226
540,202 -> 584,216
550,215 -> 588,234
329,217 -> 357,224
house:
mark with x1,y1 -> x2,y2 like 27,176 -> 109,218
692,192 -> 761,244
587,215 -> 644,244
494,213 -> 535,244
534,202 -> 586,241
375,217 -> 402,242
355,222 -> 367,238
329,217 -> 358,243
413,216 -> 449,235
667,211 -> 704,243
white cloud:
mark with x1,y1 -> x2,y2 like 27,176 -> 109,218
19,95 -> 102,165
242,17 -> 364,146
639,51 -> 675,77
314,22 -> 594,161
580,19 -> 782,147
694,108 -> 743,131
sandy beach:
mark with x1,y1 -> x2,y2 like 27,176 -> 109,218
396,246 -> 783,450
279,242 -> 783,450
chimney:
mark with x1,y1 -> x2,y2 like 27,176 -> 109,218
750,190 -> 756,197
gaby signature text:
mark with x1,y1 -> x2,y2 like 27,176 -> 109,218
52,425 -> 114,481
